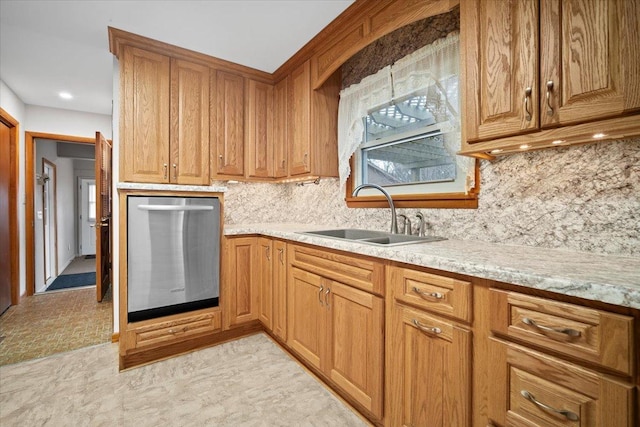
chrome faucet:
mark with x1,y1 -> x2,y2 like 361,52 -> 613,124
415,212 -> 425,237
398,214 -> 412,235
352,183 -> 398,234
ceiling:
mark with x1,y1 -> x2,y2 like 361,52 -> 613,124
0,0 -> 354,115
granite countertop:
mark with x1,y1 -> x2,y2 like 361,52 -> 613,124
224,223 -> 640,310
117,182 -> 227,192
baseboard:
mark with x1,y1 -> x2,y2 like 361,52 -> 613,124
111,333 -> 120,343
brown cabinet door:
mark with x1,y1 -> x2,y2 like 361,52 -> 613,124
213,71 -> 245,177
272,240 -> 287,341
121,46 -> 170,182
170,59 -> 210,185
257,237 -> 273,330
463,0 -> 539,142
288,61 -> 312,176
287,267 -> 325,370
325,280 -> 384,419
246,80 -> 274,178
540,0 -> 640,128
386,303 -> 471,427
488,338 -> 635,427
225,237 -> 258,329
273,77 -> 289,178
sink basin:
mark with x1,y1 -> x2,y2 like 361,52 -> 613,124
299,228 -> 446,247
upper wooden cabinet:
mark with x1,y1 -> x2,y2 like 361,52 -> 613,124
212,70 -> 245,178
120,46 -> 209,184
461,0 -> 640,156
170,59 -> 210,185
245,80 -> 274,179
288,60 -> 340,178
121,46 -> 170,183
273,77 -> 289,179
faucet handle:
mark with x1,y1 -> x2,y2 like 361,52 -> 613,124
415,212 -> 425,237
397,214 -> 408,234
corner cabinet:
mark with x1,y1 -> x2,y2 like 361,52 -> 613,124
120,45 -> 209,184
245,80 -> 274,179
288,60 -> 341,178
212,71 -> 245,178
460,0 -> 640,156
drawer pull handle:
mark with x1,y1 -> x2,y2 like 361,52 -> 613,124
521,390 -> 579,421
522,317 -> 581,339
412,287 -> 443,301
278,248 -> 284,265
412,319 -> 442,336
324,288 -> 331,308
524,87 -> 532,121
168,327 -> 187,334
318,285 -> 324,306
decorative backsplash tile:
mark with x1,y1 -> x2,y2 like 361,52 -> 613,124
219,138 -> 640,256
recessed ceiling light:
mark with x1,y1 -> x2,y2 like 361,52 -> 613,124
551,139 -> 565,145
519,144 -> 530,150
59,91 -> 73,100
592,133 -> 606,139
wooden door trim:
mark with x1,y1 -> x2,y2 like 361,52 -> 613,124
25,131 -> 95,296
0,108 -> 20,305
41,158 -> 58,281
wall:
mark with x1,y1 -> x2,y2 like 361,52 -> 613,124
221,138 -> 640,257
0,80 -> 27,297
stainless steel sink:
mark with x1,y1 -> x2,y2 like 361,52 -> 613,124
299,228 -> 446,247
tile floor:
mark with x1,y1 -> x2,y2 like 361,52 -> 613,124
0,286 -> 112,366
0,333 -> 369,426
58,256 -> 97,276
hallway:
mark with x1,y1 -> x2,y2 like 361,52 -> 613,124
0,286 -> 112,366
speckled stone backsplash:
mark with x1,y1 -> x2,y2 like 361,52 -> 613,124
220,139 -> 640,256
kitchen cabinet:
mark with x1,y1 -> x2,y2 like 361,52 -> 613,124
287,244 -> 385,420
273,77 -> 289,178
257,237 -> 273,329
121,45 -> 209,184
460,0 -> 640,156
212,70 -> 245,178
245,80 -> 274,179
386,265 -> 472,427
486,288 -> 636,426
256,238 -> 287,339
288,60 -> 341,178
272,240 -> 287,341
224,236 -> 258,329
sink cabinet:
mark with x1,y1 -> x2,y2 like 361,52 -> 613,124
287,244 -> 385,420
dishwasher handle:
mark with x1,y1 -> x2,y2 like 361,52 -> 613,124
137,204 -> 214,212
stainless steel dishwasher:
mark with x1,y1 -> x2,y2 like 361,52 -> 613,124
126,195 -> 220,322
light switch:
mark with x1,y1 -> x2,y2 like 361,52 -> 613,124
37,210 -> 43,220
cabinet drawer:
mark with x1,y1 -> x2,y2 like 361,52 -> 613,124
488,338 -> 635,427
388,266 -> 472,322
288,244 -> 384,295
131,310 -> 222,350
490,289 -> 634,376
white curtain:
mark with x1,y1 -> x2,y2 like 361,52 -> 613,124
337,65 -> 392,187
337,32 -> 474,190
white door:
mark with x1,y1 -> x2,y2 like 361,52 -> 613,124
79,178 -> 97,255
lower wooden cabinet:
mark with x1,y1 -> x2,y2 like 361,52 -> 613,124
257,237 -> 273,330
224,236 -> 258,329
288,265 -> 385,420
386,266 -> 472,427
272,240 -> 287,341
487,338 -> 635,427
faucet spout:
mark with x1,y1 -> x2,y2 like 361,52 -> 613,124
352,183 -> 398,234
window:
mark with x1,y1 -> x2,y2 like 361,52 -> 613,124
88,183 -> 96,221
339,32 -> 478,208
